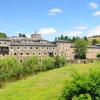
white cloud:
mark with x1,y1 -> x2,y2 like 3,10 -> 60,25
89,2 -> 98,9
93,11 -> 100,16
64,31 -> 82,37
48,8 -> 63,15
87,25 -> 100,36
76,25 -> 88,30
38,28 -> 57,35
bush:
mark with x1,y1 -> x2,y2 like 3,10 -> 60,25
60,70 -> 100,100
22,56 -> 38,73
55,56 -> 66,67
42,56 -> 55,71
0,56 -> 22,80
97,53 -> 100,58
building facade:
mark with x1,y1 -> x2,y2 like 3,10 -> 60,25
0,33 -> 100,62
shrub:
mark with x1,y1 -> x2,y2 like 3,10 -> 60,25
55,56 -> 66,67
0,56 -> 22,80
97,53 -> 100,58
42,56 -> 55,71
60,70 -> 100,100
22,56 -> 38,73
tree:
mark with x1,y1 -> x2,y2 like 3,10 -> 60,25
83,36 -> 88,41
0,32 -> 7,38
74,39 -> 87,59
60,35 -> 64,40
19,33 -> 26,38
92,39 -> 98,45
55,56 -> 66,67
42,57 -> 55,71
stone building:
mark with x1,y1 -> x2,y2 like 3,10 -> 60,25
0,33 -> 100,62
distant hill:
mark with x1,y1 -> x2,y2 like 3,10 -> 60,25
88,35 -> 100,44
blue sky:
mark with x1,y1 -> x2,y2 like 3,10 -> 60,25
0,0 -> 100,41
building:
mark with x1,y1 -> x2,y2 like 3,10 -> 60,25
0,33 -> 100,62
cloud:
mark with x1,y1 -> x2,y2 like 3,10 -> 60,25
87,25 -> 100,36
48,8 -> 63,15
38,28 -> 57,35
76,25 -> 88,30
93,11 -> 100,16
89,2 -> 98,9
64,31 -> 83,37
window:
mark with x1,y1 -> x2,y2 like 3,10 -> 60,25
14,53 -> 17,55
27,53 -> 29,55
25,47 -> 26,49
39,53 -> 41,55
20,53 -> 23,55
18,47 -> 19,49
33,53 -> 34,55
4,42 -> 6,44
47,47 -> 48,49
0,42 -> 1,44
53,47 -> 54,49
36,47 -> 38,49
30,47 -> 32,49
11,47 -> 13,49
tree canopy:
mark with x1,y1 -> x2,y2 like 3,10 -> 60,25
74,39 -> 88,59
0,32 -> 7,38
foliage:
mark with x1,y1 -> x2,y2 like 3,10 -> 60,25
92,39 -> 99,45
19,33 -> 27,38
55,35 -> 88,43
74,39 -> 88,59
55,56 -> 66,67
42,56 -> 55,71
97,53 -> 100,58
0,62 -> 99,100
60,69 -> 100,100
22,56 -> 38,73
0,56 -> 22,80
0,32 -> 7,38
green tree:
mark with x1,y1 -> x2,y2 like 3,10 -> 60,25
0,32 -> 7,38
92,39 -> 98,45
22,56 -> 38,73
42,56 -> 55,71
19,33 -> 26,38
55,56 -> 66,67
0,56 -> 22,80
74,39 -> 87,59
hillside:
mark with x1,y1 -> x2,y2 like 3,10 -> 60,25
0,62 -> 100,100
88,35 -> 100,44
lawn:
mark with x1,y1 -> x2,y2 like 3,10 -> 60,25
0,62 -> 100,100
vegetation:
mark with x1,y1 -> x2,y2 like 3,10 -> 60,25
0,32 -> 7,38
0,56 -> 22,81
97,53 -> 100,58
0,62 -> 99,100
74,39 -> 88,59
19,33 -> 27,38
92,39 -> 99,45
55,55 -> 66,67
60,69 -> 100,100
42,56 -> 55,70
0,55 -> 66,81
22,56 -> 38,73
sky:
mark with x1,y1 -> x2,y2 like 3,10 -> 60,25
0,0 -> 100,41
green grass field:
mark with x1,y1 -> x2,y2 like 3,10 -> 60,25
0,62 -> 100,100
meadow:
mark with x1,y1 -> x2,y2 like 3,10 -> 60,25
0,62 -> 100,100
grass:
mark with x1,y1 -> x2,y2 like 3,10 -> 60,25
0,62 -> 100,100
